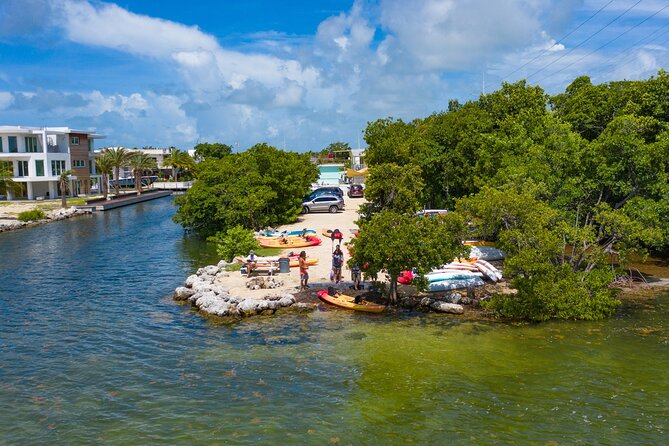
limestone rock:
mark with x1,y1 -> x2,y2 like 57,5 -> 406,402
174,286 -> 195,301
185,274 -> 199,288
430,301 -> 464,314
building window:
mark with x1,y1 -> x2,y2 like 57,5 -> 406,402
88,139 -> 93,152
35,160 -> 44,177
71,136 -> 80,145
25,136 -> 39,152
17,160 -> 29,177
73,159 -> 86,168
8,136 -> 17,153
0,137 -> 3,152
51,160 -> 66,176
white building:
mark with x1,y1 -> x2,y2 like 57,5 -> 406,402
0,126 -> 104,200
97,147 -> 196,179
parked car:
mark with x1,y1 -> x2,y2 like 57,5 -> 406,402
307,187 -> 344,199
348,184 -> 364,198
301,194 -> 345,213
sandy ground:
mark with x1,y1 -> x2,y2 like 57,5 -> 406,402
0,201 -> 61,225
221,196 -> 366,297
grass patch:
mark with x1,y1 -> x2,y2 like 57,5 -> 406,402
17,209 -> 47,221
225,263 -> 242,272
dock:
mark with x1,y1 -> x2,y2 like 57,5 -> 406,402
75,190 -> 173,211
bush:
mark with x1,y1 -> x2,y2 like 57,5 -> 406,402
482,264 -> 621,321
17,209 -> 47,222
210,225 -> 260,262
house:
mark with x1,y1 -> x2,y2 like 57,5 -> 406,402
0,126 -> 104,200
98,148 -> 197,180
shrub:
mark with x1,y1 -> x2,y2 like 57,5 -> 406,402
482,264 -> 621,321
210,225 -> 260,262
17,209 -> 47,222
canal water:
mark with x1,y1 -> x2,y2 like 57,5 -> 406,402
1,197 -> 667,444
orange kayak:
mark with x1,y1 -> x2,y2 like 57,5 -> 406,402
256,235 -> 322,248
317,290 -> 385,313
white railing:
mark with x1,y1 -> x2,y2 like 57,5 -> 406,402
152,181 -> 193,190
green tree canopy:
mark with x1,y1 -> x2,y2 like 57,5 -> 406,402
174,144 -> 318,237
350,210 -> 467,304
194,142 -> 233,160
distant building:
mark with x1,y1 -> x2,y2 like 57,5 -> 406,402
0,126 -> 104,200
350,148 -> 366,170
97,147 -> 196,179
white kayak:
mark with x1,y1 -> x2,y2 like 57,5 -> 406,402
474,259 -> 503,282
428,276 -> 485,292
469,245 -> 507,261
425,271 -> 483,283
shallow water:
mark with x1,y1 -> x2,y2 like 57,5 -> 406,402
1,197 -> 668,444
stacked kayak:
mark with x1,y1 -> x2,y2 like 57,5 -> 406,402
259,229 -> 316,237
428,276 -> 484,292
256,235 -> 322,248
317,290 -> 385,313
234,254 -> 319,268
463,240 -> 507,261
397,258 -> 503,291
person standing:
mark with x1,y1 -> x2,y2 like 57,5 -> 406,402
350,262 -> 361,290
299,251 -> 309,290
332,245 -> 344,284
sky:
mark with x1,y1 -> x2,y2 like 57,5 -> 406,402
0,0 -> 668,151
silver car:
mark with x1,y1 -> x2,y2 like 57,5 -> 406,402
302,194 -> 345,213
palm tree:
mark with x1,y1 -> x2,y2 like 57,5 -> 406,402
95,152 -> 114,200
127,152 -> 157,194
162,148 -> 195,181
0,161 -> 24,199
59,170 -> 72,208
103,147 -> 131,197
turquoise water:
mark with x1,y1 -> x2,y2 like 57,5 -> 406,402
1,197 -> 668,444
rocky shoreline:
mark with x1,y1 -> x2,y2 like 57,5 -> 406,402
0,207 -> 93,233
173,261 -> 317,318
172,261 -> 495,319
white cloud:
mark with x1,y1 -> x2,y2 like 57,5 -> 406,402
55,0 -> 319,96
378,0 -> 551,70
0,92 -> 14,110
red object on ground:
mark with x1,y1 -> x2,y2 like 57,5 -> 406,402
397,270 -> 414,284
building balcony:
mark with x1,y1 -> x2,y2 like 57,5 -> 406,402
47,144 -> 67,153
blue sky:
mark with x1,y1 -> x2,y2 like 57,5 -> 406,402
0,0 -> 668,151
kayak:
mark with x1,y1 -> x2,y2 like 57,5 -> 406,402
469,245 -> 507,261
322,228 -> 344,239
317,290 -> 385,313
428,276 -> 484,292
259,229 -> 316,237
234,255 -> 319,267
425,271 -> 483,283
463,240 -> 497,247
257,235 -> 322,248
474,259 -> 503,282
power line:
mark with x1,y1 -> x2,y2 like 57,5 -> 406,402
535,2 -> 669,84
525,0 -> 643,80
601,20 -> 669,69
501,0 -> 615,82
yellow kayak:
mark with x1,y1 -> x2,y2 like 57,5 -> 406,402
463,240 -> 497,247
317,290 -> 385,313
